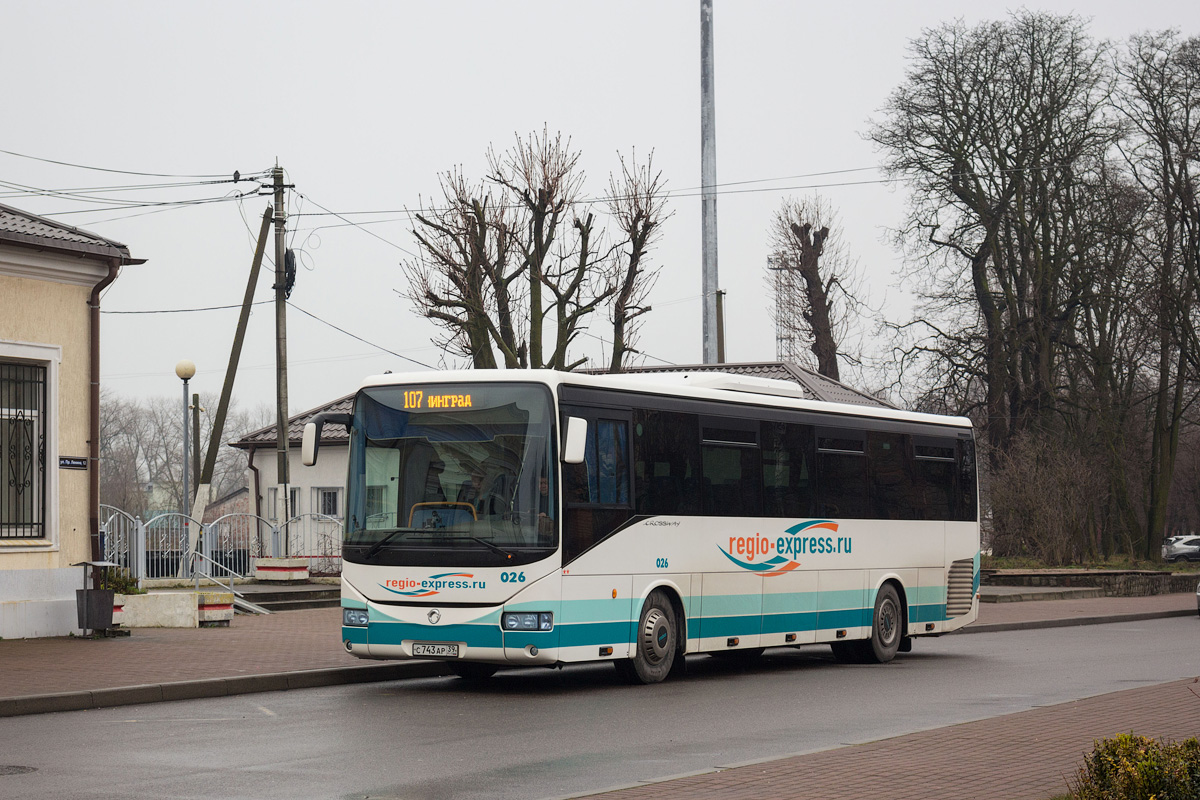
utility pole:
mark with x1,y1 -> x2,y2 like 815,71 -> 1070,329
716,289 -> 726,363
273,165 -> 291,530
700,0 -> 720,364
191,207 -> 273,529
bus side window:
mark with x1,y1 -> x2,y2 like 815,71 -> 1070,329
632,409 -> 701,516
762,421 -> 814,518
869,431 -> 914,520
816,427 -> 867,519
956,438 -> 978,521
563,414 -> 632,562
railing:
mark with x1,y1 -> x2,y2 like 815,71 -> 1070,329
98,504 -> 344,586
190,550 -> 243,597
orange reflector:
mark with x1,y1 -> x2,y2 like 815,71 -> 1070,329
925,623 -> 935,632
727,637 -> 739,647
836,630 -> 847,639
785,633 -> 797,643
612,589 -> 617,599
599,646 -> 613,656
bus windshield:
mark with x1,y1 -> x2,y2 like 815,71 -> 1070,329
344,382 -> 556,566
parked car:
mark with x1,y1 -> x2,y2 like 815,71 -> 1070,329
1162,535 -> 1200,562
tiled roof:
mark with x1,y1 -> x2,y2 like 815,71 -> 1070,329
0,201 -> 140,262
604,361 -> 895,409
232,394 -> 354,448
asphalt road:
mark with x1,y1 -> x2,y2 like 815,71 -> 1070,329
2,618 -> 1197,800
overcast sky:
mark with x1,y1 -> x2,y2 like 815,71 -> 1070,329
4,1 -> 1198,417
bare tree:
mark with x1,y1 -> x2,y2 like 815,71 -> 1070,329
99,391 -> 269,515
870,11 -> 1113,451
606,151 -> 669,372
402,130 -> 669,372
1114,31 -> 1200,558
766,197 -> 863,380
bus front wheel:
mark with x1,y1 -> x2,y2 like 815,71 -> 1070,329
619,590 -> 677,684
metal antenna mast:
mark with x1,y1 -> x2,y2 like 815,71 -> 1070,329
700,0 -> 719,363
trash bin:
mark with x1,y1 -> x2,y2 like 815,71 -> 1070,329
76,588 -> 115,631
71,560 -> 119,634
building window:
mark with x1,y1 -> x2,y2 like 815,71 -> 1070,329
267,486 -> 303,520
1,361 -> 47,539
314,487 -> 341,518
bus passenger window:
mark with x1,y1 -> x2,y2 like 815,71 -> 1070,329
762,422 -> 815,518
632,409 -> 701,516
816,427 -> 867,519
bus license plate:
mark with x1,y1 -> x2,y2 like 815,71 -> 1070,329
413,642 -> 459,658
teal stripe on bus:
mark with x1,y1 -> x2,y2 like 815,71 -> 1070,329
908,603 -> 948,623
557,621 -> 633,647
343,626 -> 368,645
366,621 -> 503,649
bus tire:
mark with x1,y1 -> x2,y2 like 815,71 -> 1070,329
864,583 -> 903,663
451,662 -> 498,681
624,590 -> 678,684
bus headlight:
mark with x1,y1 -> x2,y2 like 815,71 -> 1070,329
503,612 -> 553,631
343,608 -> 369,627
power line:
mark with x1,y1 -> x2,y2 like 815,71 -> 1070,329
100,301 -> 272,315
0,147 -> 243,179
294,193 -> 421,258
286,301 -> 434,370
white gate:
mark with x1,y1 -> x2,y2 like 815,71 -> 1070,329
282,513 -> 342,576
206,512 -> 274,576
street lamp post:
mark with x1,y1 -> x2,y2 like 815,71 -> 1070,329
175,359 -> 196,517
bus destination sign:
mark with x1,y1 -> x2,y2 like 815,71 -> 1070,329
403,390 -> 473,410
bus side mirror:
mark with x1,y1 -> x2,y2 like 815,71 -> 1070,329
563,417 -> 588,464
302,422 -> 321,466
302,412 -> 352,467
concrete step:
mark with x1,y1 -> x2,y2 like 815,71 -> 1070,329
979,586 -> 1104,603
249,596 -> 341,612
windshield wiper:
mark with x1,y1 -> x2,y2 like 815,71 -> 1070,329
364,529 -> 418,560
463,536 -> 515,559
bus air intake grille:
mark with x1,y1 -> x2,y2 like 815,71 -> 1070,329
946,558 -> 975,617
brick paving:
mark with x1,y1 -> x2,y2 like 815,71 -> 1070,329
0,607 -> 354,699
579,677 -> 1200,800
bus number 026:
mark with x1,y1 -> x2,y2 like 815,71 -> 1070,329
500,572 -> 525,583
655,558 -> 668,569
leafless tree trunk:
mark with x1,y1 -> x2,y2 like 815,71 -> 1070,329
1115,32 -> 1200,558
607,152 -> 669,373
767,197 -> 860,380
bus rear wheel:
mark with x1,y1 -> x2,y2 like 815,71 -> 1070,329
619,590 -> 677,684
863,584 -> 902,663
829,584 -> 903,664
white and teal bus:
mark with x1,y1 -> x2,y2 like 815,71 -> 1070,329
303,369 -> 979,684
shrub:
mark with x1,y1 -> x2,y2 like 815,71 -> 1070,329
100,567 -> 145,595
1071,734 -> 1200,800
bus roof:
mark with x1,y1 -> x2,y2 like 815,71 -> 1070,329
357,369 -> 974,431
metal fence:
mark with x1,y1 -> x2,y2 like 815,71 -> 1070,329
98,504 -> 343,586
